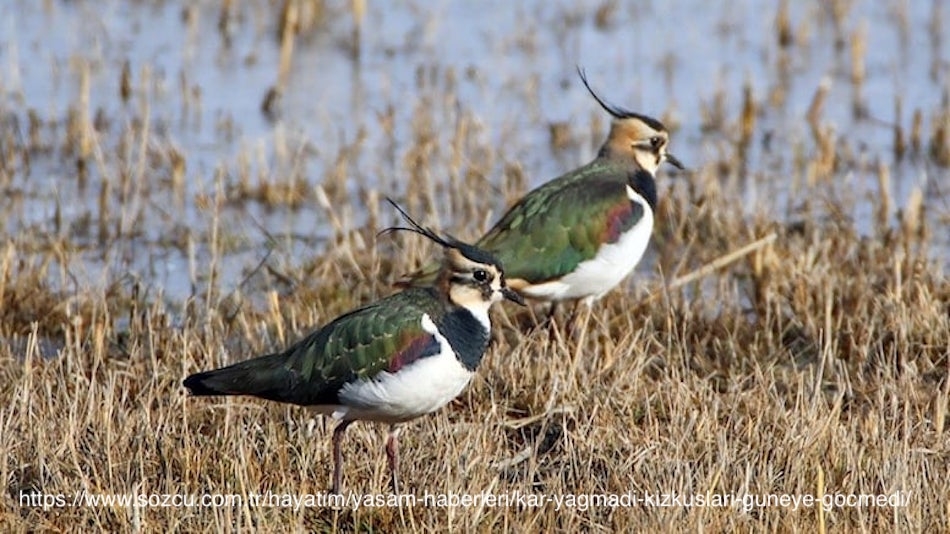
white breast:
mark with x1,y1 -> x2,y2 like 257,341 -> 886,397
314,314 -> 474,424
521,185 -> 654,303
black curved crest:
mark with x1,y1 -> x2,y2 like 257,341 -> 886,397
380,198 -> 500,267
576,66 -> 666,132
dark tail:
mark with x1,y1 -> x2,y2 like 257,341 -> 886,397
183,353 -> 297,400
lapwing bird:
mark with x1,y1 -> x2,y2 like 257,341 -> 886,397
183,201 -> 524,494
400,69 -> 683,321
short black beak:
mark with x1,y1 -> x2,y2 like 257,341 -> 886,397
665,152 -> 685,170
501,287 -> 526,306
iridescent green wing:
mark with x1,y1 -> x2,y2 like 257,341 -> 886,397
478,161 -> 644,284
288,287 -> 442,380
212,288 -> 444,406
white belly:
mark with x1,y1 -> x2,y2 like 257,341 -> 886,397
313,314 -> 474,423
522,186 -> 654,303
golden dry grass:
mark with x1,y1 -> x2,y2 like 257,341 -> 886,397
3,135 -> 948,531
2,1 -> 950,532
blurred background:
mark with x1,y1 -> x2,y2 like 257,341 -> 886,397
1,0 -> 947,304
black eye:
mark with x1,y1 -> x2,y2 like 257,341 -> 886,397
650,136 -> 663,148
473,269 -> 489,282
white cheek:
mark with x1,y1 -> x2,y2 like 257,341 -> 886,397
635,151 -> 660,174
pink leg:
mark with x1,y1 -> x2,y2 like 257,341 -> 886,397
331,420 -> 353,494
385,425 -> 402,494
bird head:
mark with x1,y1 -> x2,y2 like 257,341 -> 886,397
577,67 -> 684,174
381,199 -> 525,310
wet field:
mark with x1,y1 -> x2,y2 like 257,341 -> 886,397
2,1 -> 949,531
2,0 -> 946,303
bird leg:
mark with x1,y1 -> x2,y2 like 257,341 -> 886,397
385,425 -> 403,494
538,301 -> 559,336
567,300 -> 595,382
564,300 -> 580,334
331,420 -> 354,495
521,301 -> 556,334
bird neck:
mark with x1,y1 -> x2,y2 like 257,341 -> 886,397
437,306 -> 491,372
455,298 -> 491,332
628,169 -> 658,212
435,272 -> 492,332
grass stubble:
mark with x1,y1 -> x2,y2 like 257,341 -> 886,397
2,0 -> 949,531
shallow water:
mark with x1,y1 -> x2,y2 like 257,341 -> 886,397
1,0 -> 947,303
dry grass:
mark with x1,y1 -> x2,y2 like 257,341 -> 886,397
2,1 -> 950,532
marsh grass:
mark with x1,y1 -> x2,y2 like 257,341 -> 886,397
2,0 -> 950,532
3,121 -> 948,531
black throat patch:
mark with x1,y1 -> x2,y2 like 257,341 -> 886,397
437,308 -> 491,372
629,169 -> 658,212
